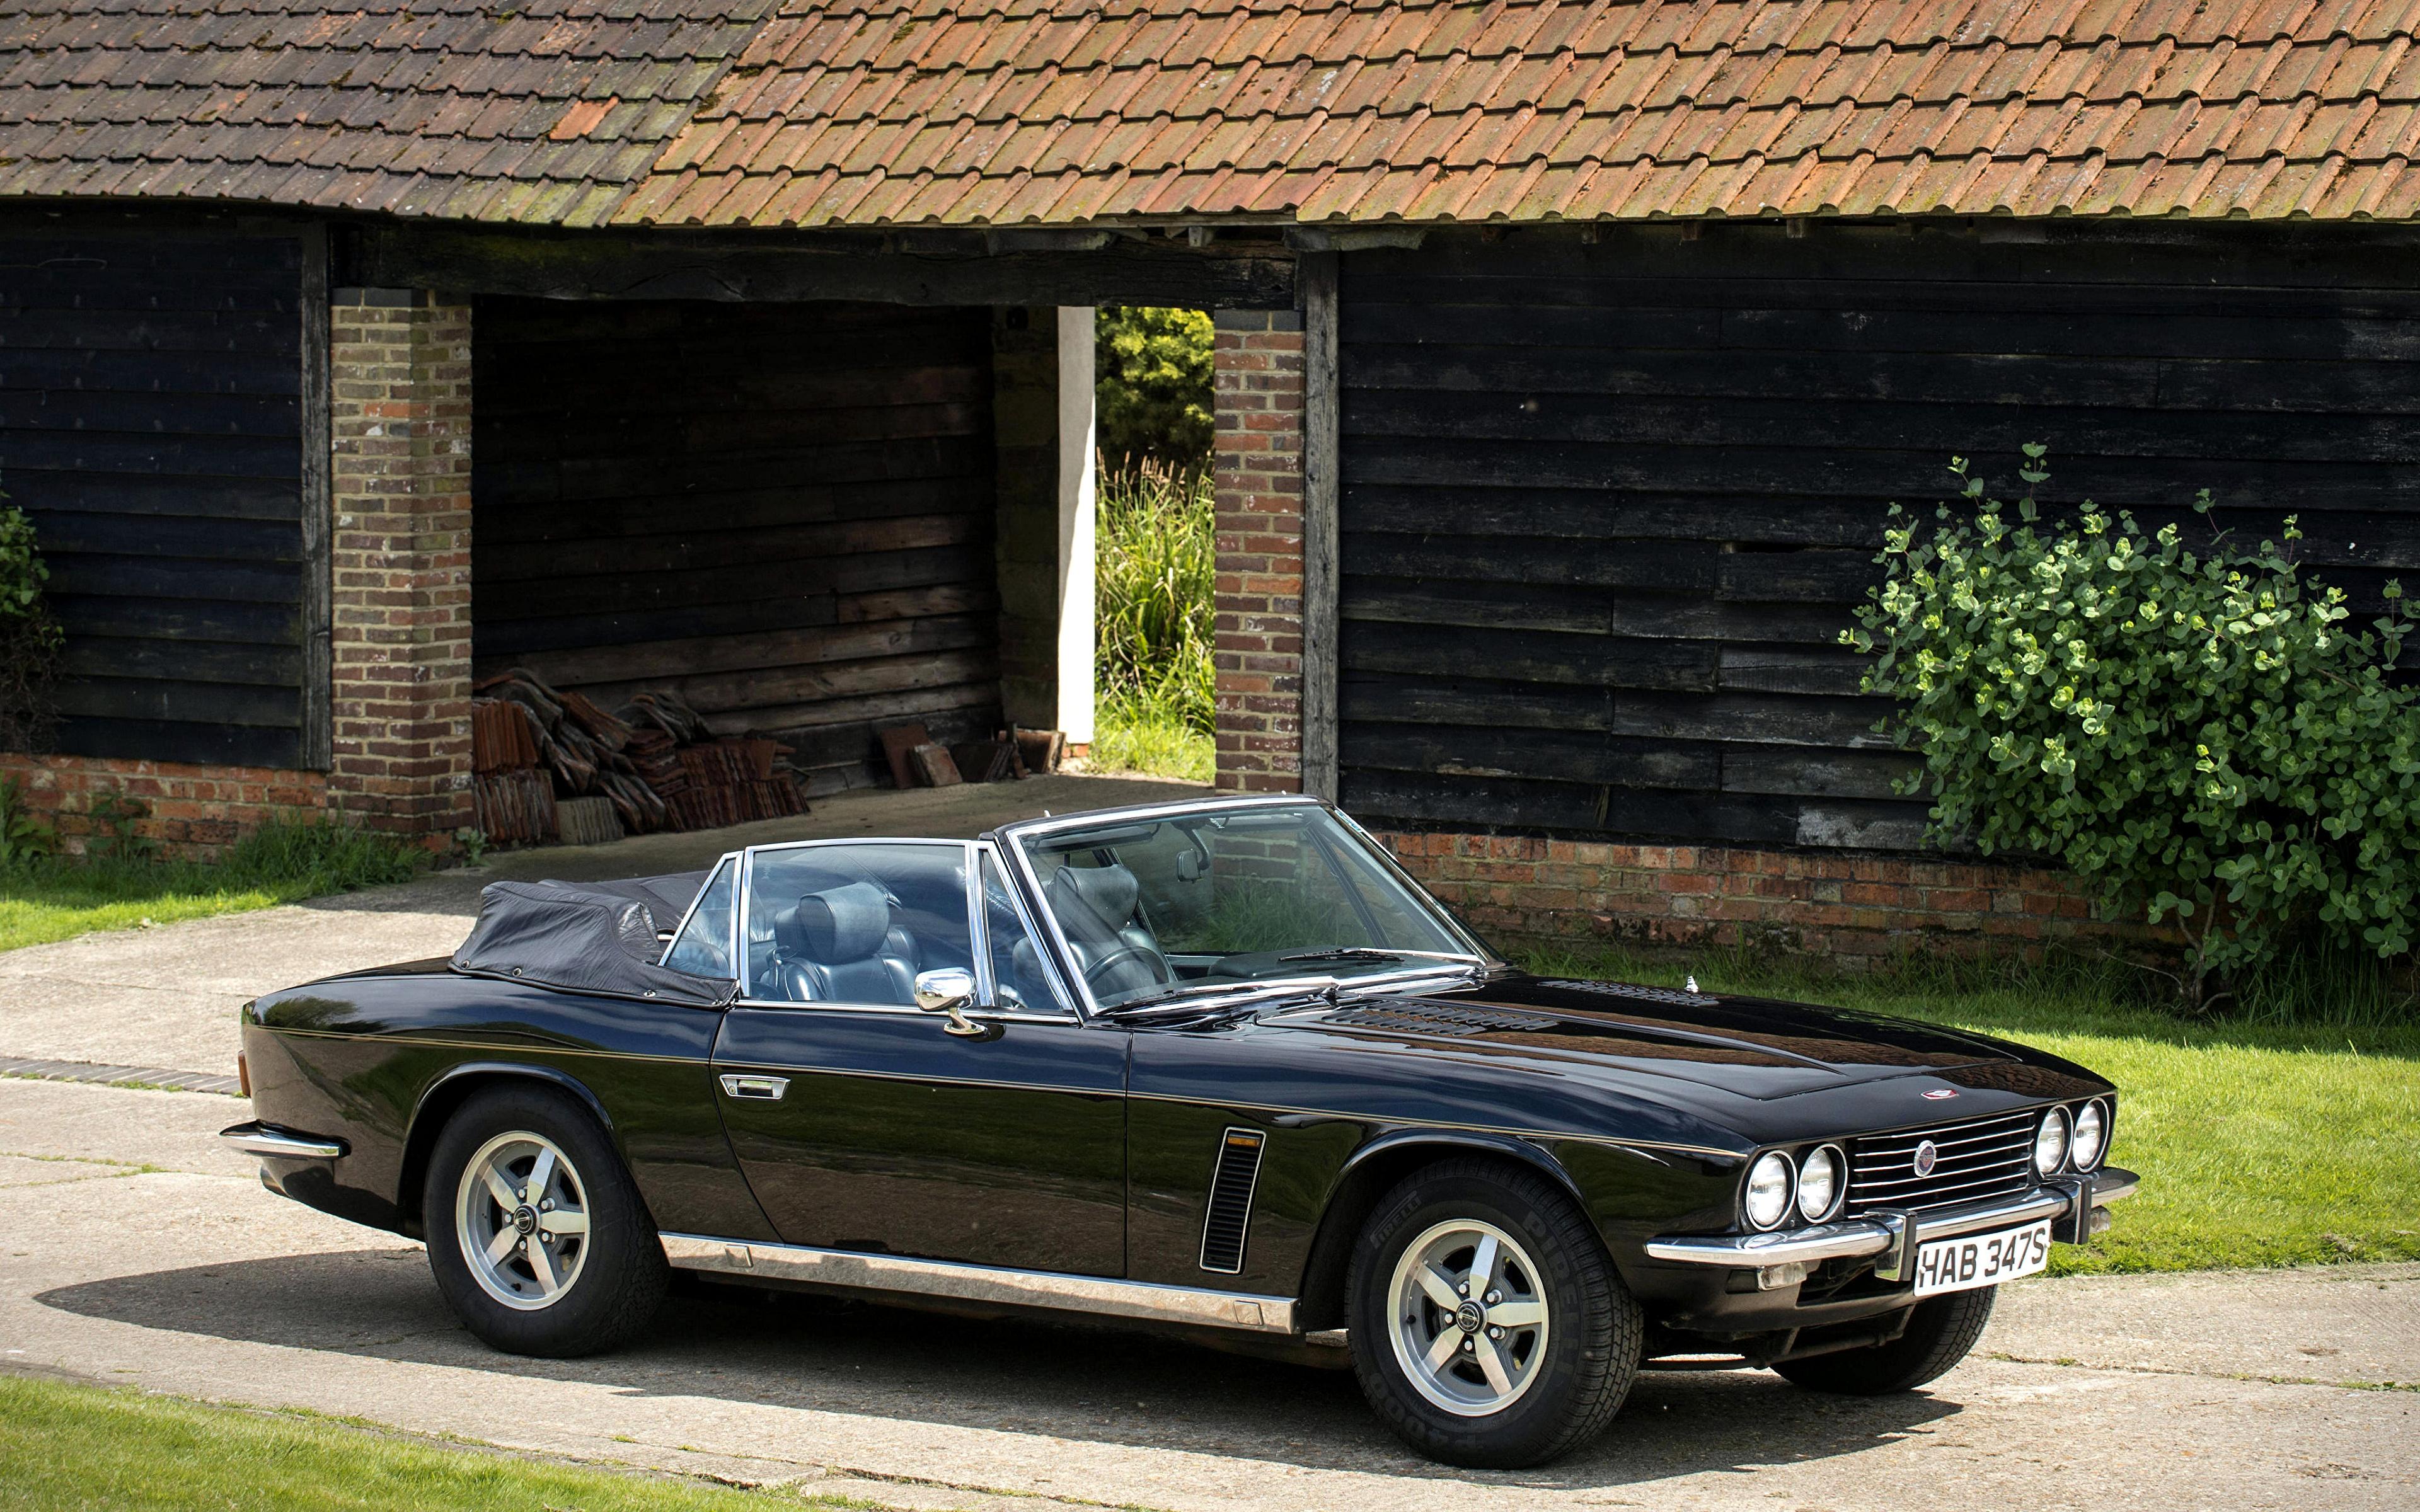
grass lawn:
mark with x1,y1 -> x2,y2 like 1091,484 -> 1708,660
1521,946 -> 2420,1275
0,1374 -> 839,1512
0,822 -> 424,954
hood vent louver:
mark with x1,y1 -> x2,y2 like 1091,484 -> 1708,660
1323,1002 -> 1562,1037
1540,979 -> 1720,1007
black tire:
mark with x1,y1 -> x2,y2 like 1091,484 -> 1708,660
421,1084 -> 669,1358
1347,1157 -> 1642,1469
1775,1286 -> 1997,1394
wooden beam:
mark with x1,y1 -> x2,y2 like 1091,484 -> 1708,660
296,222 -> 332,771
1298,249 -> 1340,799
357,224 -> 1298,309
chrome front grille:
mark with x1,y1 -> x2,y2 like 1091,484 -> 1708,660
1847,1111 -> 2038,1213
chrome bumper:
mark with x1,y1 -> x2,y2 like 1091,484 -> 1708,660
1644,1167 -> 2140,1275
219,1121 -> 347,1160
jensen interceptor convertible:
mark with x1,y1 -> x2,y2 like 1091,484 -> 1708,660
224,794 -> 2136,1467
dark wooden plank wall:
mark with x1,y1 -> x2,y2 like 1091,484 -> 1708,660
0,217 -> 310,767
1337,222 -> 2420,852
471,299 -> 1001,793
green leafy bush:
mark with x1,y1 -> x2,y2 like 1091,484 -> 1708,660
1846,448 -> 2419,1007
1095,306 -> 1213,471
0,777 -> 57,864
1093,461 -> 1214,781
0,483 -> 64,753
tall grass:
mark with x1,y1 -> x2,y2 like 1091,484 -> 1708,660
1093,461 -> 1214,781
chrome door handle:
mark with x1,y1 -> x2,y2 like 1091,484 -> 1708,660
718,1074 -> 789,1101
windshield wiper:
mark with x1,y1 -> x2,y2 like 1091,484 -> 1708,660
1279,947 -> 1402,964
1097,978 -> 1332,1022
1277,946 -> 1488,966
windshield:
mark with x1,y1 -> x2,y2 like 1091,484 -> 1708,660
1010,803 -> 1484,1010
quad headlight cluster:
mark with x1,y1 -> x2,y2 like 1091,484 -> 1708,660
1741,1143 -> 1848,1231
2036,1097 -> 2112,1177
1742,1098 -> 2114,1232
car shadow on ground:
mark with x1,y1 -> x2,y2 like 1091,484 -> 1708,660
39,1247 -> 1961,1490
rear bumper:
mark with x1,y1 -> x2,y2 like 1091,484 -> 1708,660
1644,1166 -> 2140,1276
219,1120 -> 347,1161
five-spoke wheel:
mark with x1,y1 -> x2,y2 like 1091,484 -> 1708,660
1349,1157 -> 1642,1468
423,1084 -> 667,1357
454,1130 -> 592,1310
1388,1219 -> 1551,1415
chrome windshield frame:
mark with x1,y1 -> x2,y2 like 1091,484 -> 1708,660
992,794 -> 1500,1020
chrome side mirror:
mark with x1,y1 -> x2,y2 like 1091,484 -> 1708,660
913,968 -> 983,1037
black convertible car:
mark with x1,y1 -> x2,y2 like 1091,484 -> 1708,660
224,794 -> 2135,1467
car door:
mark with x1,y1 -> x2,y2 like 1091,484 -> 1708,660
708,839 -> 1128,1276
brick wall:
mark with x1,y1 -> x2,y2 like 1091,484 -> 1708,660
328,290 -> 474,837
1376,830 -> 2152,961
1211,309 -> 1306,793
0,753 -> 325,860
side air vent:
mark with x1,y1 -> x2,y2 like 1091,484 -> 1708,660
1325,1002 -> 1561,1036
1541,979 -> 1720,1007
1199,1127 -> 1267,1274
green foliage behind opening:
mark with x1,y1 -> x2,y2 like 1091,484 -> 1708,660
1095,306 -> 1214,472
1847,449 -> 2419,1016
1092,462 -> 1214,782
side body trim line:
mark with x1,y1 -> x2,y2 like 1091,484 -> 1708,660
659,1234 -> 1299,1335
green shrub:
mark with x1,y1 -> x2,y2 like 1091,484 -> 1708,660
0,776 -> 57,864
1095,306 -> 1213,471
0,483 -> 64,753
1846,448 -> 2419,1009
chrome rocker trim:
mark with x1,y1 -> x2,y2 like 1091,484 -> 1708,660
1643,1169 -> 2140,1273
659,1234 -> 1299,1334
219,1121 -> 347,1160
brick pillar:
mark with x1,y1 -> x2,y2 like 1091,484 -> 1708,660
326,289 -> 474,836
1211,309 -> 1306,792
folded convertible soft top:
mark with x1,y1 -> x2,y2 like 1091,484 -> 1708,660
450,873 -> 733,1006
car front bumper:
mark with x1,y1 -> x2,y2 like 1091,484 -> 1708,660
1642,1166 -> 2140,1283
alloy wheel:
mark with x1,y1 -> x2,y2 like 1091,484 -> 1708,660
454,1129 -> 592,1310
1387,1218 -> 1552,1416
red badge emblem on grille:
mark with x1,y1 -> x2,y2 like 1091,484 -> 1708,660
1921,1088 -> 1959,1100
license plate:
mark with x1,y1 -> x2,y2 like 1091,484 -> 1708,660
1912,1219 -> 2051,1297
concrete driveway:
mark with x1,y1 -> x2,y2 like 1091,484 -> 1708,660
0,772 -> 2414,1509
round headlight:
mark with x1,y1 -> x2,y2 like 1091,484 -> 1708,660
2072,1100 -> 2108,1172
2032,1107 -> 2071,1177
1797,1145 -> 1845,1223
1744,1150 -> 1795,1230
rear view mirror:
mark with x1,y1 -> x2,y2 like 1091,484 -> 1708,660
913,968 -> 983,1037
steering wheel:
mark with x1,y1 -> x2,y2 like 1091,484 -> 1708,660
1082,944 -> 1173,990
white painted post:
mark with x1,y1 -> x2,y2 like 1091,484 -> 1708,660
1056,306 -> 1097,749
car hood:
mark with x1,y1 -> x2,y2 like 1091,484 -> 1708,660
1255,973 -> 2058,1103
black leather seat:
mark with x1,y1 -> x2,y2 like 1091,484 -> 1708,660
1046,863 -> 1173,994
770,881 -> 918,1004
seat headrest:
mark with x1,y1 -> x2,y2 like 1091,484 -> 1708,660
779,881 -> 892,962
1052,863 -> 1141,926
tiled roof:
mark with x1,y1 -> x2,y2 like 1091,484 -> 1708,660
8,0 -> 2420,227
0,0 -> 775,224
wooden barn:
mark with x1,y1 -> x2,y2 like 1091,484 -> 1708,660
4,0 -> 2416,954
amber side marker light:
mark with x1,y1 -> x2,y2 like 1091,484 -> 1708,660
237,1051 -> 250,1099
